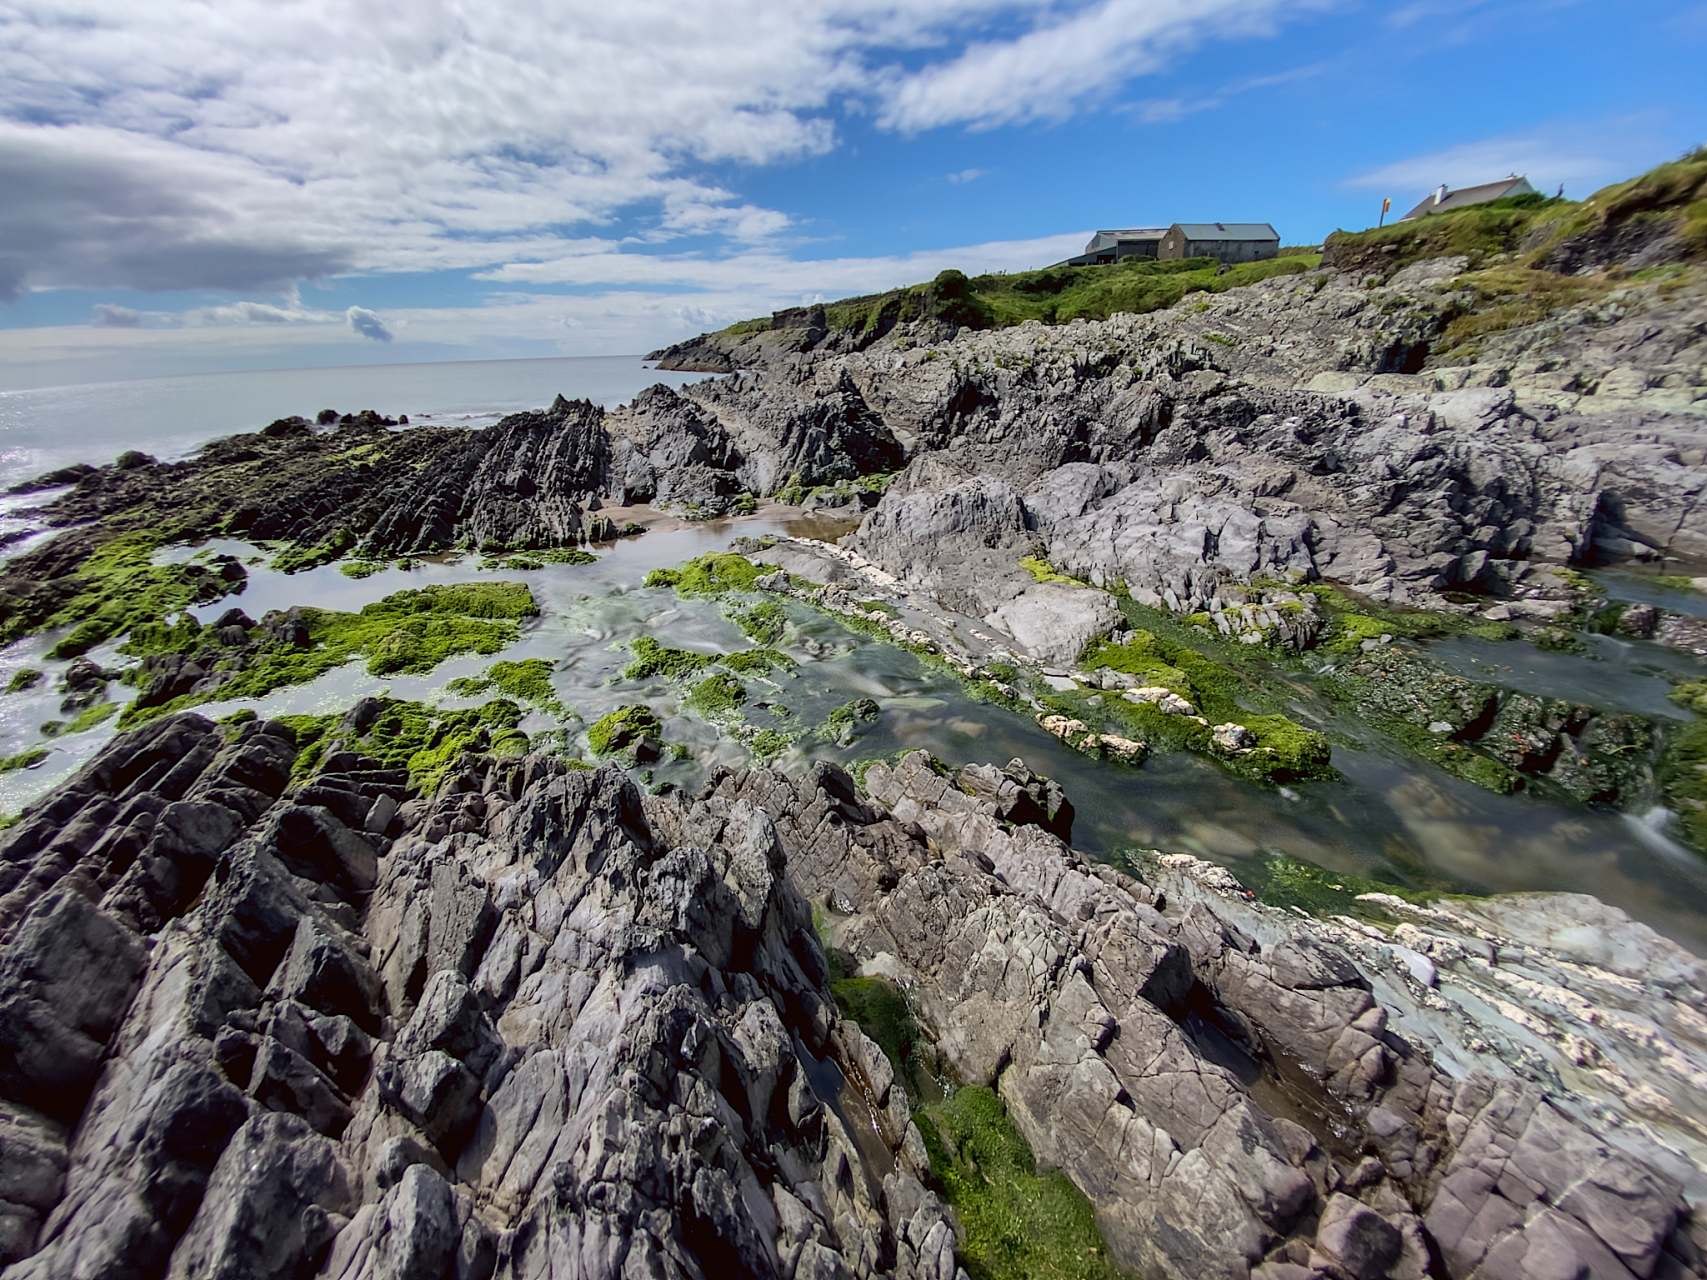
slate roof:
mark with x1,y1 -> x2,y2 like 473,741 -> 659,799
1398,176 -> 1535,221
1170,223 -> 1280,241
1085,228 -> 1167,251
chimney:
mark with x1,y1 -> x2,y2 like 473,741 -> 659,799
1435,184 -> 1448,205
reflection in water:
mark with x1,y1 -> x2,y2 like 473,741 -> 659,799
4,516 -> 1707,953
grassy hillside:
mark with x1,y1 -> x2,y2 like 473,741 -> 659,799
1324,147 -> 1707,275
672,150 -> 1703,363
718,253 -> 1322,343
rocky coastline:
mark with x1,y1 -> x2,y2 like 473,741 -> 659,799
0,158 -> 1706,1279
0,714 -> 1703,1279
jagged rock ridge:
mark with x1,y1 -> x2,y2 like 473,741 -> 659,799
0,713 -> 1703,1279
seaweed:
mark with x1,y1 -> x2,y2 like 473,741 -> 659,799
587,705 -> 663,755
916,1087 -> 1123,1280
444,658 -> 566,715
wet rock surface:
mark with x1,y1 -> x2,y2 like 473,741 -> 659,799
0,707 -> 1703,1279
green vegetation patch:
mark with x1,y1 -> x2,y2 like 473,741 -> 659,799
1018,555 -> 1081,586
480,547 -> 596,571
1080,632 -> 1194,695
728,600 -> 787,645
15,530 -> 245,658
720,647 -> 794,676
916,1087 -> 1123,1280
1660,719 -> 1707,854
587,704 -> 663,755
118,581 -> 537,728
63,701 -> 120,735
280,696 -> 534,794
1434,267 -> 1619,360
683,672 -> 747,720
831,976 -> 917,1082
1073,617 -> 1332,784
272,527 -> 358,574
821,698 -> 881,743
1672,681 -> 1707,717
1325,192 -> 1574,273
4,669 -> 42,694
645,552 -> 765,595
339,560 -> 387,579
0,746 -> 49,773
748,727 -> 793,762
445,658 -> 565,715
1240,851 -> 1444,922
624,637 -> 718,682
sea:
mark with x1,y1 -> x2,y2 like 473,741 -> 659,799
0,355 -> 705,492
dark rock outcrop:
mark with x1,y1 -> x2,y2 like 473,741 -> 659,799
0,709 -> 1702,1279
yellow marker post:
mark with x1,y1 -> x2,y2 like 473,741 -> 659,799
1379,197 -> 1392,228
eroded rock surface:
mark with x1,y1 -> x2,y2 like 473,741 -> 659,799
0,715 -> 963,1280
1,710 -> 1704,1279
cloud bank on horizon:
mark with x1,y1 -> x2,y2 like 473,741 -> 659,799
0,0 -> 1701,383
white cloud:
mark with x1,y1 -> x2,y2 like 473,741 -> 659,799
947,168 -> 987,184
476,231 -> 1087,294
185,300 -> 338,326
1,228 -> 1092,386
1346,117 -> 1676,199
0,0 -> 1334,299
91,303 -> 145,328
877,0 -> 1336,132
346,307 -> 394,342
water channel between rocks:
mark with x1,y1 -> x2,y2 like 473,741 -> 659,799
5,512 -> 1707,954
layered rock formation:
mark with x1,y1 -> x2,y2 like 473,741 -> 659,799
2,711 -> 1702,1280
0,713 -> 968,1279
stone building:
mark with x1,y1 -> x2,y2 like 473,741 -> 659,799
1157,222 -> 1281,263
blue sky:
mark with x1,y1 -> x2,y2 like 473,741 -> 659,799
2,0 -> 1703,387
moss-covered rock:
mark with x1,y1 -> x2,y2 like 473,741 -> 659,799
644,552 -> 764,595
1660,719 -> 1707,855
445,658 -> 566,715
683,672 -> 747,720
623,637 -> 718,682
916,1086 -> 1123,1280
4,668 -> 43,694
587,705 -> 663,755
116,581 -> 539,729
728,599 -> 787,645
0,746 -> 49,774
280,696 -> 536,794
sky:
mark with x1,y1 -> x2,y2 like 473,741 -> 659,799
2,0 -> 1704,388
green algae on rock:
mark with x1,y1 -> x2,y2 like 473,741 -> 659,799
727,599 -> 787,645
4,669 -> 42,694
279,695 -> 537,794
645,552 -> 766,595
916,1086 -> 1123,1280
1,528 -> 248,658
682,672 -> 747,721
444,658 -> 566,715
587,704 -> 664,756
0,746 -> 49,774
116,581 -> 538,729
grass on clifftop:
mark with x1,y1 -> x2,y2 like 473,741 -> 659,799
716,256 -> 1321,344
917,1087 -> 1124,1280
1324,148 -> 1707,277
